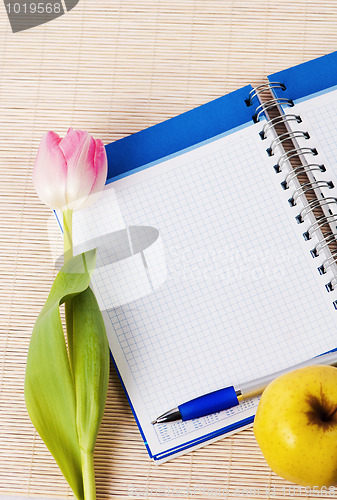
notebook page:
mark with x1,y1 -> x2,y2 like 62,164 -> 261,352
72,122 -> 337,461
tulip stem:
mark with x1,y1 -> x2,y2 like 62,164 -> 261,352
81,450 -> 96,500
63,209 -> 73,264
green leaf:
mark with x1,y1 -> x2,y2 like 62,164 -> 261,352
25,249 -> 97,500
72,286 -> 110,454
71,286 -> 110,500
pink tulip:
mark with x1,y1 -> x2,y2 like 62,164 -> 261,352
33,128 -> 107,211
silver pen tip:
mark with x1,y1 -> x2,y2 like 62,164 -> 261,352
151,407 -> 181,424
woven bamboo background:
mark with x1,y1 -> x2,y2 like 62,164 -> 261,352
1,0 -> 337,498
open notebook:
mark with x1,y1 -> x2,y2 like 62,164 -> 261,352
57,51 -> 337,462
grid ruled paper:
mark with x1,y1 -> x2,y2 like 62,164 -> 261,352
72,122 -> 337,461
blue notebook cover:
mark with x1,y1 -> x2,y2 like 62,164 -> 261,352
269,50 -> 337,103
105,85 -> 254,180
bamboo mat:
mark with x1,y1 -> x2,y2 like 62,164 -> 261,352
1,0 -> 337,498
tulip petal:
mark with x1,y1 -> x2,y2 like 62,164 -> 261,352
59,130 -> 95,209
90,139 -> 108,197
72,138 -> 108,210
59,128 -> 89,169
59,129 -> 107,210
33,132 -> 68,210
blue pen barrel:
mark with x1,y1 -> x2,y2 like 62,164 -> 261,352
178,386 -> 239,421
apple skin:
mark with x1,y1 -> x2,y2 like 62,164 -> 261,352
253,364 -> 337,487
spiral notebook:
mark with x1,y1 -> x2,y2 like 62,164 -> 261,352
64,51 -> 337,462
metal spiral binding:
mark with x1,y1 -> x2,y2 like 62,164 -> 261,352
320,250 -> 337,274
297,196 -> 336,223
267,131 -> 310,156
261,114 -> 302,139
304,214 -> 337,240
246,82 -> 286,106
251,85 -> 337,295
276,147 -> 318,173
331,276 -> 337,290
253,97 -> 294,122
289,180 -> 334,207
282,164 -> 326,191
315,232 -> 337,255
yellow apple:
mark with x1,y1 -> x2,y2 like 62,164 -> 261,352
253,364 -> 337,487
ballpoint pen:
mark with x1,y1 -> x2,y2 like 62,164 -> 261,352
152,349 -> 337,424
